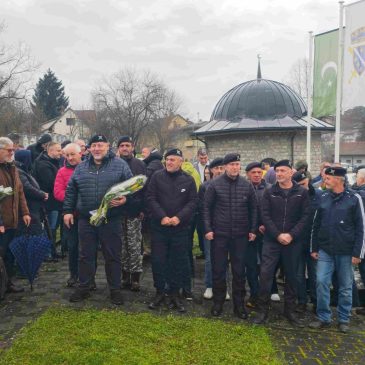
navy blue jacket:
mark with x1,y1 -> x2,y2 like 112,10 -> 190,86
63,151 -> 133,219
310,188 -> 365,258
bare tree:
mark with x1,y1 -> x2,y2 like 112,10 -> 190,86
0,21 -> 39,101
283,58 -> 309,103
92,68 -> 181,146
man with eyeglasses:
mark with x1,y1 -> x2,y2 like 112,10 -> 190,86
0,137 -> 31,294
63,135 -> 133,305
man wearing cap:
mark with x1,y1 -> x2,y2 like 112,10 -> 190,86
198,157 -> 224,299
203,153 -> 258,318
63,135 -> 133,305
27,133 -> 53,163
309,166 -> 365,333
244,162 -> 271,307
146,148 -> 197,312
292,171 -> 321,313
117,136 -> 146,291
253,159 -> 310,326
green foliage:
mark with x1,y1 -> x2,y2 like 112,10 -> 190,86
32,69 -> 69,121
0,307 -> 282,365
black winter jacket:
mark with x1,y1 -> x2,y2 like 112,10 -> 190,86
144,152 -> 164,179
146,169 -> 197,231
203,173 -> 258,238
261,182 -> 310,242
32,152 -> 62,211
121,155 -> 146,217
63,151 -> 133,219
310,188 -> 365,258
252,179 -> 271,226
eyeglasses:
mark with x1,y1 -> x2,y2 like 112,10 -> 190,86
0,148 -> 15,153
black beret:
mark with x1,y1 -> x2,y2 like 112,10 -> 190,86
245,161 -> 262,172
117,136 -> 133,146
209,157 -> 224,169
223,153 -> 240,165
89,134 -> 108,144
292,171 -> 308,183
325,166 -> 347,177
164,148 -> 183,159
274,159 -> 292,170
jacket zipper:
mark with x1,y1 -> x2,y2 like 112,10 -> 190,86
282,196 -> 288,232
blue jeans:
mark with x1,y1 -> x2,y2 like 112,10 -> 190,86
204,238 -> 212,288
47,210 -> 59,230
316,249 -> 353,323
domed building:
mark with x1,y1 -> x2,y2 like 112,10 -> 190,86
194,60 -> 334,173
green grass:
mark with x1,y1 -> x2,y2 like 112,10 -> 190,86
0,307 -> 282,365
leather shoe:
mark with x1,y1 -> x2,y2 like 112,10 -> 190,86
308,320 -> 331,329
338,323 -> 350,333
69,288 -> 90,302
284,312 -> 305,328
148,292 -> 165,310
252,312 -> 268,325
233,307 -> 248,320
211,303 -> 223,317
169,295 -> 186,313
6,283 -> 25,293
110,289 -> 124,305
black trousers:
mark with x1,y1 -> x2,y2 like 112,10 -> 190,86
0,229 -> 16,280
211,235 -> 248,308
78,217 -> 122,290
257,239 -> 302,313
151,228 -> 189,294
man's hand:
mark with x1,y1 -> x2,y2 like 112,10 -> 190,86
23,215 -> 31,227
0,226 -> 4,234
352,257 -> 361,265
248,232 -> 256,242
278,233 -> 293,245
138,212 -> 144,220
161,217 -> 171,226
109,196 -> 127,207
44,192 -> 49,201
205,232 -> 214,241
170,216 -> 180,226
64,214 -> 74,229
258,225 -> 265,235
311,252 -> 319,260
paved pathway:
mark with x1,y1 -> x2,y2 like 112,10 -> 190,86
0,255 -> 365,364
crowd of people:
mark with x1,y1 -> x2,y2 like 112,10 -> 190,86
0,133 -> 365,333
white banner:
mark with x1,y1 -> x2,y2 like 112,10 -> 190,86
342,0 -> 365,111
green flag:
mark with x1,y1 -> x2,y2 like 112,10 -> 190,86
312,29 -> 339,118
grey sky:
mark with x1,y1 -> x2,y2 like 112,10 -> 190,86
2,0 -> 341,120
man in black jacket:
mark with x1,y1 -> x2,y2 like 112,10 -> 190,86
33,141 -> 62,260
118,136 -> 146,291
253,160 -> 310,326
63,135 -> 133,305
204,153 -> 258,319
146,148 -> 197,312
309,166 -> 364,332
27,133 -> 52,163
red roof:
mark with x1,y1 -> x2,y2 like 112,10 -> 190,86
73,110 -> 96,123
340,142 -> 365,155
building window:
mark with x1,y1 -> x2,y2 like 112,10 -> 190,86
66,118 -> 76,126
356,160 -> 362,164
346,160 -> 352,164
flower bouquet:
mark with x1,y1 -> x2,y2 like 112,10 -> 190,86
90,175 -> 147,226
0,185 -> 13,201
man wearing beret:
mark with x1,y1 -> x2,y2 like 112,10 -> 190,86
253,159 -> 310,326
63,135 -> 133,305
203,153 -> 258,319
292,171 -> 321,313
197,157 -> 224,300
244,161 -> 271,307
118,136 -> 146,291
146,148 -> 198,312
309,166 -> 365,333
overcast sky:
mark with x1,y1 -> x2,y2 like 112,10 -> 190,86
2,0 -> 342,120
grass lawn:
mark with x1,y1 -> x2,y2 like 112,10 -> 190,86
0,307 -> 282,365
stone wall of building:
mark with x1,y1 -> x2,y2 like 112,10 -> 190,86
204,131 -> 323,175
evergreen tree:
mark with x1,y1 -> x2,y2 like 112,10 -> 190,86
32,69 -> 69,120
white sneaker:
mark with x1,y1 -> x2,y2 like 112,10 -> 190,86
203,288 -> 213,299
271,293 -> 280,302
225,292 -> 230,301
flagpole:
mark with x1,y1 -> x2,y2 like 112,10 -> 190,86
306,31 -> 313,171
335,1 -> 345,163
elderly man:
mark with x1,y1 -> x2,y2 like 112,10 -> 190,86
75,139 -> 88,159
204,153 -> 258,319
118,136 -> 146,291
253,160 -> 310,326
0,137 -> 31,293
310,167 -> 365,332
54,143 -> 82,287
63,135 -> 133,305
147,148 -> 197,312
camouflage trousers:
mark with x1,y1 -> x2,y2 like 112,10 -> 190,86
121,217 -> 143,273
